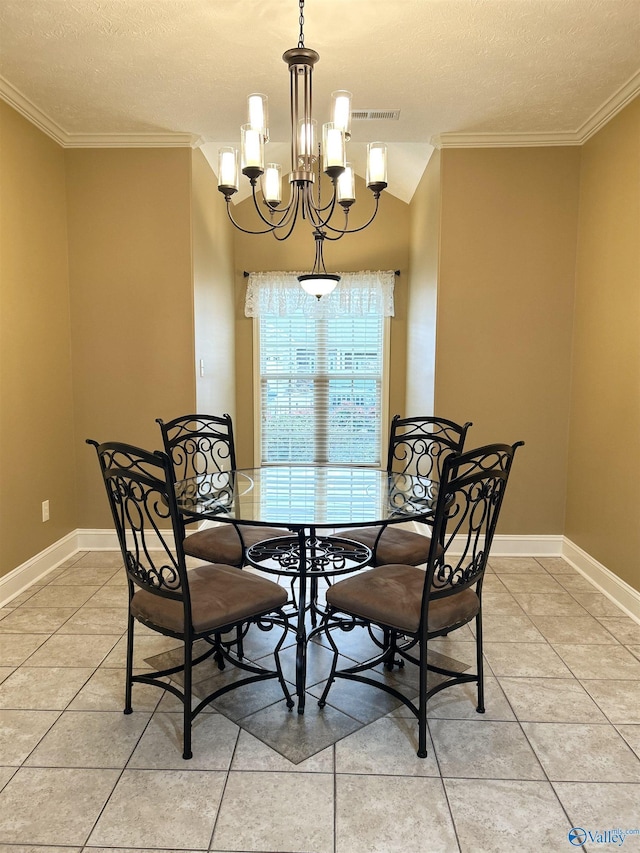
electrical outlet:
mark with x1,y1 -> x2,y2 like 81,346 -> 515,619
42,500 -> 50,522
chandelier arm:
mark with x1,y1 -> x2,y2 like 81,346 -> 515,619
248,181 -> 297,230
304,182 -> 342,230
272,192 -> 302,241
323,194 -> 382,235
224,200 -> 276,235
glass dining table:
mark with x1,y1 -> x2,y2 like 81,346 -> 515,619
174,464 -> 439,712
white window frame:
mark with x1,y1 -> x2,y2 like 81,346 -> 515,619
252,316 -> 391,467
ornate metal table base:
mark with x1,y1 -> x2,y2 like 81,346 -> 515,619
246,533 -> 371,712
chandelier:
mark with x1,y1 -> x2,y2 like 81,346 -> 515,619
217,0 -> 388,297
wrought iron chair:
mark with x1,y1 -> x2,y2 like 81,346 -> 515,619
156,413 -> 284,566
87,439 -> 293,759
317,441 -> 523,758
334,415 -> 472,566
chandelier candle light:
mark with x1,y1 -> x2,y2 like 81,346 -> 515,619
217,0 -> 388,297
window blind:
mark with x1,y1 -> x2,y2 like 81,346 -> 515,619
259,312 -> 384,465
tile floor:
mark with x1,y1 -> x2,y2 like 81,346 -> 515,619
0,551 -> 639,853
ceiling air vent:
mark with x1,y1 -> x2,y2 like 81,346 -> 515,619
351,109 -> 400,121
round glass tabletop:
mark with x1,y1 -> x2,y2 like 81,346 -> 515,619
175,465 -> 438,529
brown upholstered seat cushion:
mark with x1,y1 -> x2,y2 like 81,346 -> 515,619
183,524 -> 285,566
337,525 -> 442,567
325,564 -> 479,635
130,563 -> 288,635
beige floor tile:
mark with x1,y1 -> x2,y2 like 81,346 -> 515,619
127,711 -> 239,770
0,668 -> 14,685
483,642 -> 571,677
552,643 -> 640,680
521,722 -> 640,782
0,766 -> 17,790
73,551 -> 124,568
0,634 -> 48,666
481,574 -> 508,593
231,728 -> 334,772
0,767 -> 119,844
570,593 -> 627,618
25,710 -> 150,768
489,557 -> 548,574
2,591 -> 39,608
597,617 -> 640,644
553,782 -> 640,836
530,615 -> 620,644
84,586 -> 129,608
582,680 -> 640,723
0,710 -> 60,765
0,667 -> 94,710
88,769 -> 225,849
22,586 -> 101,609
55,606 -> 128,635
500,574 -> 565,594
535,557 -> 576,574
430,718 -> 545,779
629,644 -> 640,661
0,847 -> 82,853
25,634 -> 119,668
212,770 -> 334,853
445,778 -> 570,853
555,574 -> 601,593
100,634 -> 183,668
67,667 -> 160,713
512,591 -> 586,616
0,608 -> 76,634
336,775 -> 458,853
616,724 -> 640,758
48,567 -> 120,586
335,716 -> 440,774
479,612 -> 545,643
498,677 -> 607,723
482,591 -> 529,615
423,675 -> 516,721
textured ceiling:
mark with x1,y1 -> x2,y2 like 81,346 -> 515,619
1,0 -> 639,202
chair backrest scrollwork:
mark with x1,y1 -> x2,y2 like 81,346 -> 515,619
423,441 -> 524,618
156,413 -> 237,482
388,415 -> 472,481
87,440 -> 190,605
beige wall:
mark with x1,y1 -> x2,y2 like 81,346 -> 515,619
192,149 -> 236,419
232,176 -> 410,465
434,147 -> 581,533
0,102 -> 76,576
406,149 -> 440,415
66,148 -> 196,529
566,97 -> 640,590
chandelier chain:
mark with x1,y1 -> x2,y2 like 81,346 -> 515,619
298,0 -> 305,47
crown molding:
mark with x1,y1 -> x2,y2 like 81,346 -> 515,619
3,67 -> 639,153
433,69 -> 640,149
0,75 -> 201,149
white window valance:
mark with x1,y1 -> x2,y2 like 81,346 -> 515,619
245,270 -> 395,318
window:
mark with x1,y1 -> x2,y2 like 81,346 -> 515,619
246,271 -> 395,466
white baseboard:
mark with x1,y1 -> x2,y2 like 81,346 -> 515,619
562,537 -> 640,624
2,530 -> 638,626
0,531 -> 80,606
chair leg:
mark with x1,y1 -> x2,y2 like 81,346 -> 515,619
317,619 -> 340,709
475,610 -> 485,714
417,639 -> 428,758
124,612 -> 134,715
234,625 -> 245,660
183,639 -> 193,760
213,632 -> 226,670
